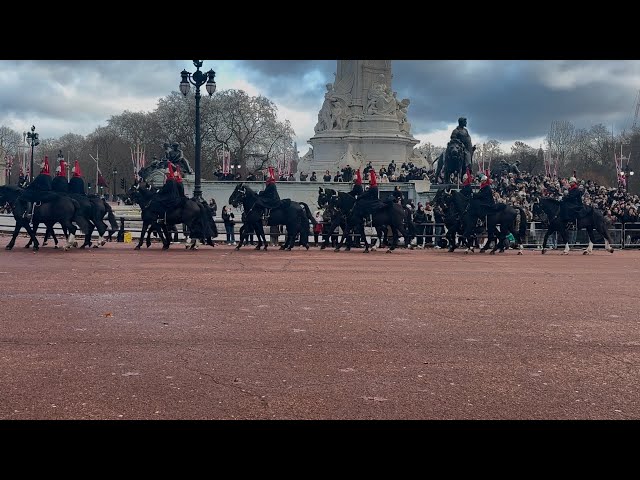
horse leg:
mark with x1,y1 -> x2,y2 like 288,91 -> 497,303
160,224 -> 171,250
63,222 -> 77,251
541,228 -> 551,254
24,221 -> 39,248
81,222 -> 95,249
236,225 -> 246,250
7,221 -> 26,250
583,226 -> 595,255
135,221 -> 151,250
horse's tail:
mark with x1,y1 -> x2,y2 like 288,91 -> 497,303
103,200 -> 119,232
197,202 -> 216,239
70,198 -> 91,236
299,202 -> 317,225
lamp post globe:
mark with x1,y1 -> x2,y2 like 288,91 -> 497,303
179,60 -> 216,202
26,125 -> 39,183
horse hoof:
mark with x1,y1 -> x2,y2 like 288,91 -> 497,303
517,251 -> 523,255
363,249 -> 369,253
92,245 -> 99,249
235,246 -> 240,251
42,242 -> 48,246
5,245 -> 12,250
286,247 -> 292,251
255,245 -> 261,251
134,245 -> 141,250
489,251 -> 495,255
305,246 -> 309,250
334,248 -> 340,252
386,249 -> 393,253
609,248 -> 615,253
23,244 -> 30,249
73,242 -> 78,248
583,250 -> 589,255
33,246 -> 39,252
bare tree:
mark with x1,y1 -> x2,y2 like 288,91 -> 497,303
546,120 -> 576,169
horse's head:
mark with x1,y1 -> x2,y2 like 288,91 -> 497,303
229,183 -> 246,208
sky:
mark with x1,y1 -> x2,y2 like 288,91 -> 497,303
2,60 -> 640,158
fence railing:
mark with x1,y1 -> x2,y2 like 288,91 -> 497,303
1,213 -> 639,249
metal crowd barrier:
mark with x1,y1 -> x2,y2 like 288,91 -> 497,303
0,213 -> 638,249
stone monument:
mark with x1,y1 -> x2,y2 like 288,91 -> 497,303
300,60 -> 420,174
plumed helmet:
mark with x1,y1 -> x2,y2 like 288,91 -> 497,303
479,173 -> 487,182
569,176 -> 577,184
462,173 -> 468,182
73,160 -> 82,177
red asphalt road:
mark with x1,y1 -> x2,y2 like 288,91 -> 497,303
0,235 -> 639,420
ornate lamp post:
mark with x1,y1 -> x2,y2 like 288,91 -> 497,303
179,60 -> 216,202
25,125 -> 39,183
622,164 -> 635,193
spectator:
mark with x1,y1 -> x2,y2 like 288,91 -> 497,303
222,205 -> 236,245
313,210 -> 323,246
323,170 -> 332,182
310,171 -> 318,182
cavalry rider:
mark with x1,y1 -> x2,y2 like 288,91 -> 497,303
450,116 -> 475,171
175,165 -> 188,201
354,168 -> 383,216
256,166 -> 282,209
561,175 -> 585,222
349,168 -> 364,198
68,160 -> 86,195
19,156 -> 55,219
52,157 -> 69,193
460,167 -> 473,199
468,171 -> 495,228
152,162 -> 182,223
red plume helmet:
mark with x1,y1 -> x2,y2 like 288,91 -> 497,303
166,162 -> 175,180
355,168 -> 362,185
266,166 -> 276,185
73,160 -> 82,177
369,169 -> 378,187
462,167 -> 472,186
41,156 -> 50,175
57,159 -> 66,177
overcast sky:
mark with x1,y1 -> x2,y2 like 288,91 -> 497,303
2,60 -> 639,156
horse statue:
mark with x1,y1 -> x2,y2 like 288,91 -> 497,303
532,197 -> 615,255
441,139 -> 467,185
228,183 -> 316,251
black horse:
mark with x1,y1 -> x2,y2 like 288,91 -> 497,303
0,185 -> 41,251
317,187 -> 361,250
431,188 -> 472,251
26,194 -> 118,249
0,185 -> 90,251
228,183 -> 316,251
439,188 -> 526,254
129,182 -> 215,250
532,197 -> 615,255
329,190 -> 409,253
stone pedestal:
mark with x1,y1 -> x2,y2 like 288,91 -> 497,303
301,60 -> 420,175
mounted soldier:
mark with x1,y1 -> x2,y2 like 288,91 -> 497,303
349,168 -> 364,198
560,176 -> 586,223
51,157 -> 69,193
68,160 -> 86,195
256,166 -> 282,210
19,156 -> 56,220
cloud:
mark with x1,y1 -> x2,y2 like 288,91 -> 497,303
1,60 -> 638,155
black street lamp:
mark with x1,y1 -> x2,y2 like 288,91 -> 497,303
622,164 -> 635,193
179,60 -> 216,202
112,166 -> 118,201
25,125 -> 39,183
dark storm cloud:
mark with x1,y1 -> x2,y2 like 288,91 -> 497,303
236,60 -> 640,144
1,60 -> 639,148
